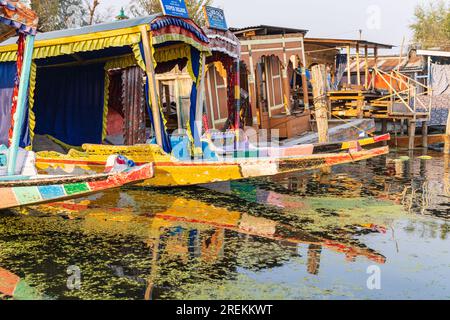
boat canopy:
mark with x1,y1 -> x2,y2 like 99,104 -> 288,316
203,26 -> 241,130
203,27 -> 240,61
0,0 -> 38,42
0,14 -> 210,153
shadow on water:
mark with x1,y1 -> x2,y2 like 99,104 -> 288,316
0,150 -> 449,299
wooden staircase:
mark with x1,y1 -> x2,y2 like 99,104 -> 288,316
368,68 -> 432,121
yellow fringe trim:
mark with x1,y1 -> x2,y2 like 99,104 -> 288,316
28,62 -> 37,148
0,33 -> 142,62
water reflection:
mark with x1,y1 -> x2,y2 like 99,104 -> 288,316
0,151 -> 448,300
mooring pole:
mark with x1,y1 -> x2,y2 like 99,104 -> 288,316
311,64 -> 329,145
408,120 -> 416,150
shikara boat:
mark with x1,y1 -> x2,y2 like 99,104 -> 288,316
34,140 -> 389,188
0,158 -> 153,210
0,2 -> 154,210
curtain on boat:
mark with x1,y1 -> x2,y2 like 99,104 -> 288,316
33,63 -> 105,146
188,46 -> 202,154
138,42 -> 172,153
0,61 -> 29,147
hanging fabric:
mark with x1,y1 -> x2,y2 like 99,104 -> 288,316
188,46 -> 202,154
8,33 -> 24,146
33,63 -> 105,146
138,42 -> 172,153
334,54 -> 347,90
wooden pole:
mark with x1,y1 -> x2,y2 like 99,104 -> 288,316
422,121 -> 428,149
311,64 -> 329,144
408,120 -> 416,150
7,35 -> 35,176
356,43 -> 361,86
300,37 -> 310,110
139,25 -> 163,148
282,35 -> 292,115
235,60 -> 241,130
364,45 -> 369,90
346,46 -> 351,86
195,53 -> 207,147
444,109 -> 450,154
175,79 -> 183,130
372,46 -> 378,89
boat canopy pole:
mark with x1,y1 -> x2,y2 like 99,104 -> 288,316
7,35 -> 35,176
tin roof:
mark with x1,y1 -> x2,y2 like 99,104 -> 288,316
305,37 -> 393,50
230,25 -> 308,37
347,55 -> 424,73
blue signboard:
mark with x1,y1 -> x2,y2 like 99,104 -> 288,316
159,0 -> 190,19
203,6 -> 228,31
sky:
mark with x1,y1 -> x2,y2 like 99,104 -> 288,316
103,0 -> 437,52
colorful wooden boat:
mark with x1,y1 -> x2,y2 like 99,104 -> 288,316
0,159 -> 154,210
35,142 -> 389,188
0,267 -> 46,300
0,3 -> 154,211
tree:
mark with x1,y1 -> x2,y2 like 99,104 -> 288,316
129,0 -> 214,26
29,0 -> 60,32
30,0 -> 112,31
410,0 -> 450,50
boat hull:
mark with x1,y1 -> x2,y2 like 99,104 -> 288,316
0,164 -> 154,210
35,144 -> 389,188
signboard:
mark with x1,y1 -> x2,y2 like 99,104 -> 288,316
159,0 -> 190,19
203,6 -> 228,31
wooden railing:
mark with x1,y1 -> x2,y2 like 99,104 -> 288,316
370,68 -> 432,120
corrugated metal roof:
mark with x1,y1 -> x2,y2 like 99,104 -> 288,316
305,37 -> 393,50
347,55 -> 424,73
230,25 -> 308,37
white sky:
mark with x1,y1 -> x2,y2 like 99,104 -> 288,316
102,0 -> 438,52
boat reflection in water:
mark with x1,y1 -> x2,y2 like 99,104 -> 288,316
0,151 -> 448,300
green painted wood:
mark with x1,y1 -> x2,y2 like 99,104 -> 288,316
64,183 -> 90,195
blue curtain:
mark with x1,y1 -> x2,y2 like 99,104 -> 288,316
139,42 -> 172,153
189,47 -> 202,152
0,61 -> 30,148
34,63 -> 105,146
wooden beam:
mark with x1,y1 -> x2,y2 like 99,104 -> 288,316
356,43 -> 361,86
422,121 -> 428,149
300,36 -> 310,110
408,120 -> 416,150
364,45 -> 369,89
139,25 -> 163,148
346,46 -> 351,85
195,53 -> 207,144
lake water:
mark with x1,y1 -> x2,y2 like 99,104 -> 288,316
0,150 -> 449,300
